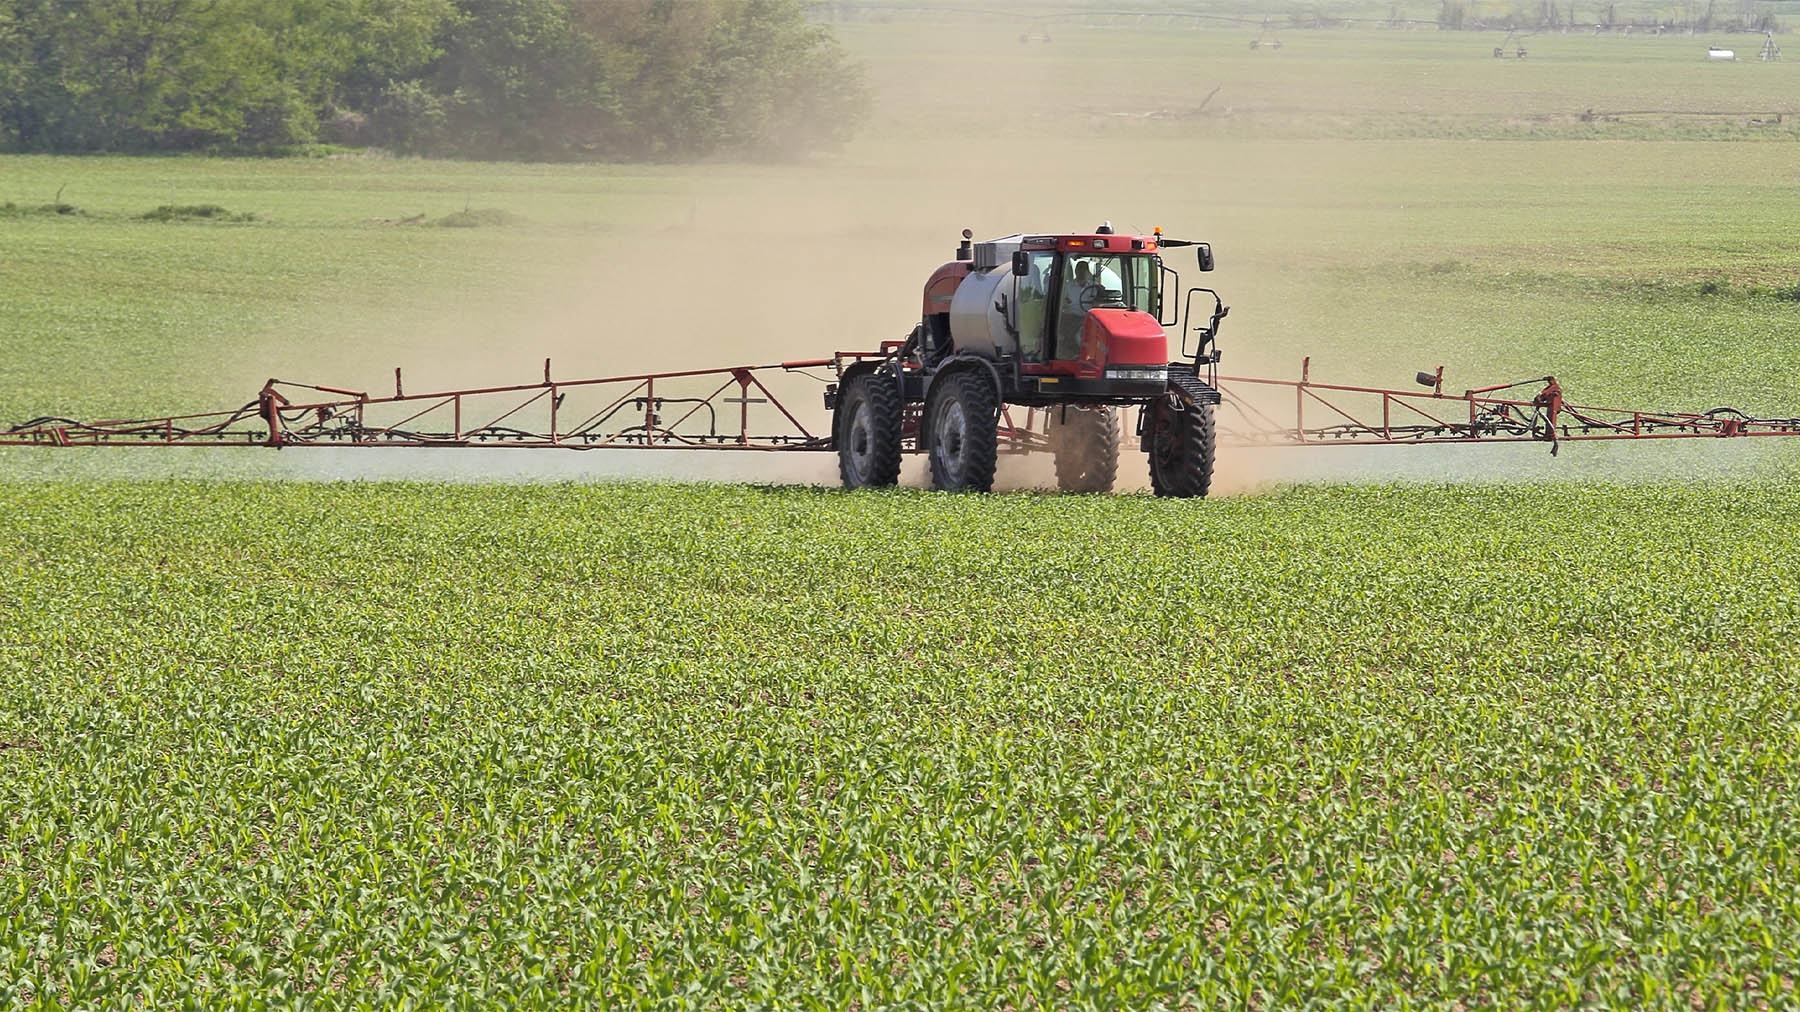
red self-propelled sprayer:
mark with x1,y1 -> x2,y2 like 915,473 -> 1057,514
7,223 -> 1800,495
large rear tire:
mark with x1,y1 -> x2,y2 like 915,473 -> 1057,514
926,371 -> 999,492
1050,406 -> 1120,494
835,371 -> 902,489
1148,397 -> 1216,498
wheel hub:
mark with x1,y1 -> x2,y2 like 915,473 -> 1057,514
937,401 -> 967,478
847,409 -> 873,480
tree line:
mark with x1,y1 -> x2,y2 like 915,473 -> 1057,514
0,0 -> 870,160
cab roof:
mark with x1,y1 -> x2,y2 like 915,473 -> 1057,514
1019,233 -> 1160,254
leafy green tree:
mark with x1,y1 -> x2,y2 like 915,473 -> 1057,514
704,0 -> 869,159
35,0 -> 281,148
0,1 -> 34,147
0,0 -> 450,150
578,0 -> 723,159
273,0 -> 453,139
0,0 -> 868,158
421,0 -> 619,157
575,0 -> 868,160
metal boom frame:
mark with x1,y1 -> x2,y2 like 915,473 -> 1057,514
6,353 -> 1799,455
1216,358 -> 1800,453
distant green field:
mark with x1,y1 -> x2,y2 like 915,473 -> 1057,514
4,16 -> 1800,1010
852,23 -> 1800,141
0,158 -> 699,421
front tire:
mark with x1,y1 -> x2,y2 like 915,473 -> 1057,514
926,371 -> 999,492
1148,397 -> 1216,498
1050,406 -> 1120,494
835,371 -> 902,489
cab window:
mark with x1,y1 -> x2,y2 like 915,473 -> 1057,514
1015,251 -> 1055,361
1051,254 -> 1156,358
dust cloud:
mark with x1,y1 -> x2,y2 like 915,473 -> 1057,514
297,27 -> 1383,494
268,150 -> 1309,493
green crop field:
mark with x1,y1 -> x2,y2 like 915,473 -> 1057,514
4,482 -> 1799,1008
4,13 -> 1800,1009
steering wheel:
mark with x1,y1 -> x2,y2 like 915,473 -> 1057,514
1076,284 -> 1104,312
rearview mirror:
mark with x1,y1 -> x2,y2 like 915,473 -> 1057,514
1197,243 -> 1215,272
1012,251 -> 1028,276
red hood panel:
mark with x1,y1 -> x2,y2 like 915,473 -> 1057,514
1078,310 -> 1169,376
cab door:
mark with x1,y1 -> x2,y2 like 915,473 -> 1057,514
1014,251 -> 1057,362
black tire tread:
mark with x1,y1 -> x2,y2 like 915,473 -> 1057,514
835,370 -> 903,489
927,371 -> 999,493
1148,398 -> 1216,498
1050,406 -> 1120,494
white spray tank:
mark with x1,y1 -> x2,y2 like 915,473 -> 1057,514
945,235 -> 1025,359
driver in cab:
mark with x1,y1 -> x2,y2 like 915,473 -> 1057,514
1056,257 -> 1122,360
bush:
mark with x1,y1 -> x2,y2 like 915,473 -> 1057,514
136,205 -> 256,223
0,200 -> 80,217
433,208 -> 521,228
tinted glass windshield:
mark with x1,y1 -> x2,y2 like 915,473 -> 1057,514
1064,254 -> 1155,314
1052,254 -> 1158,358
